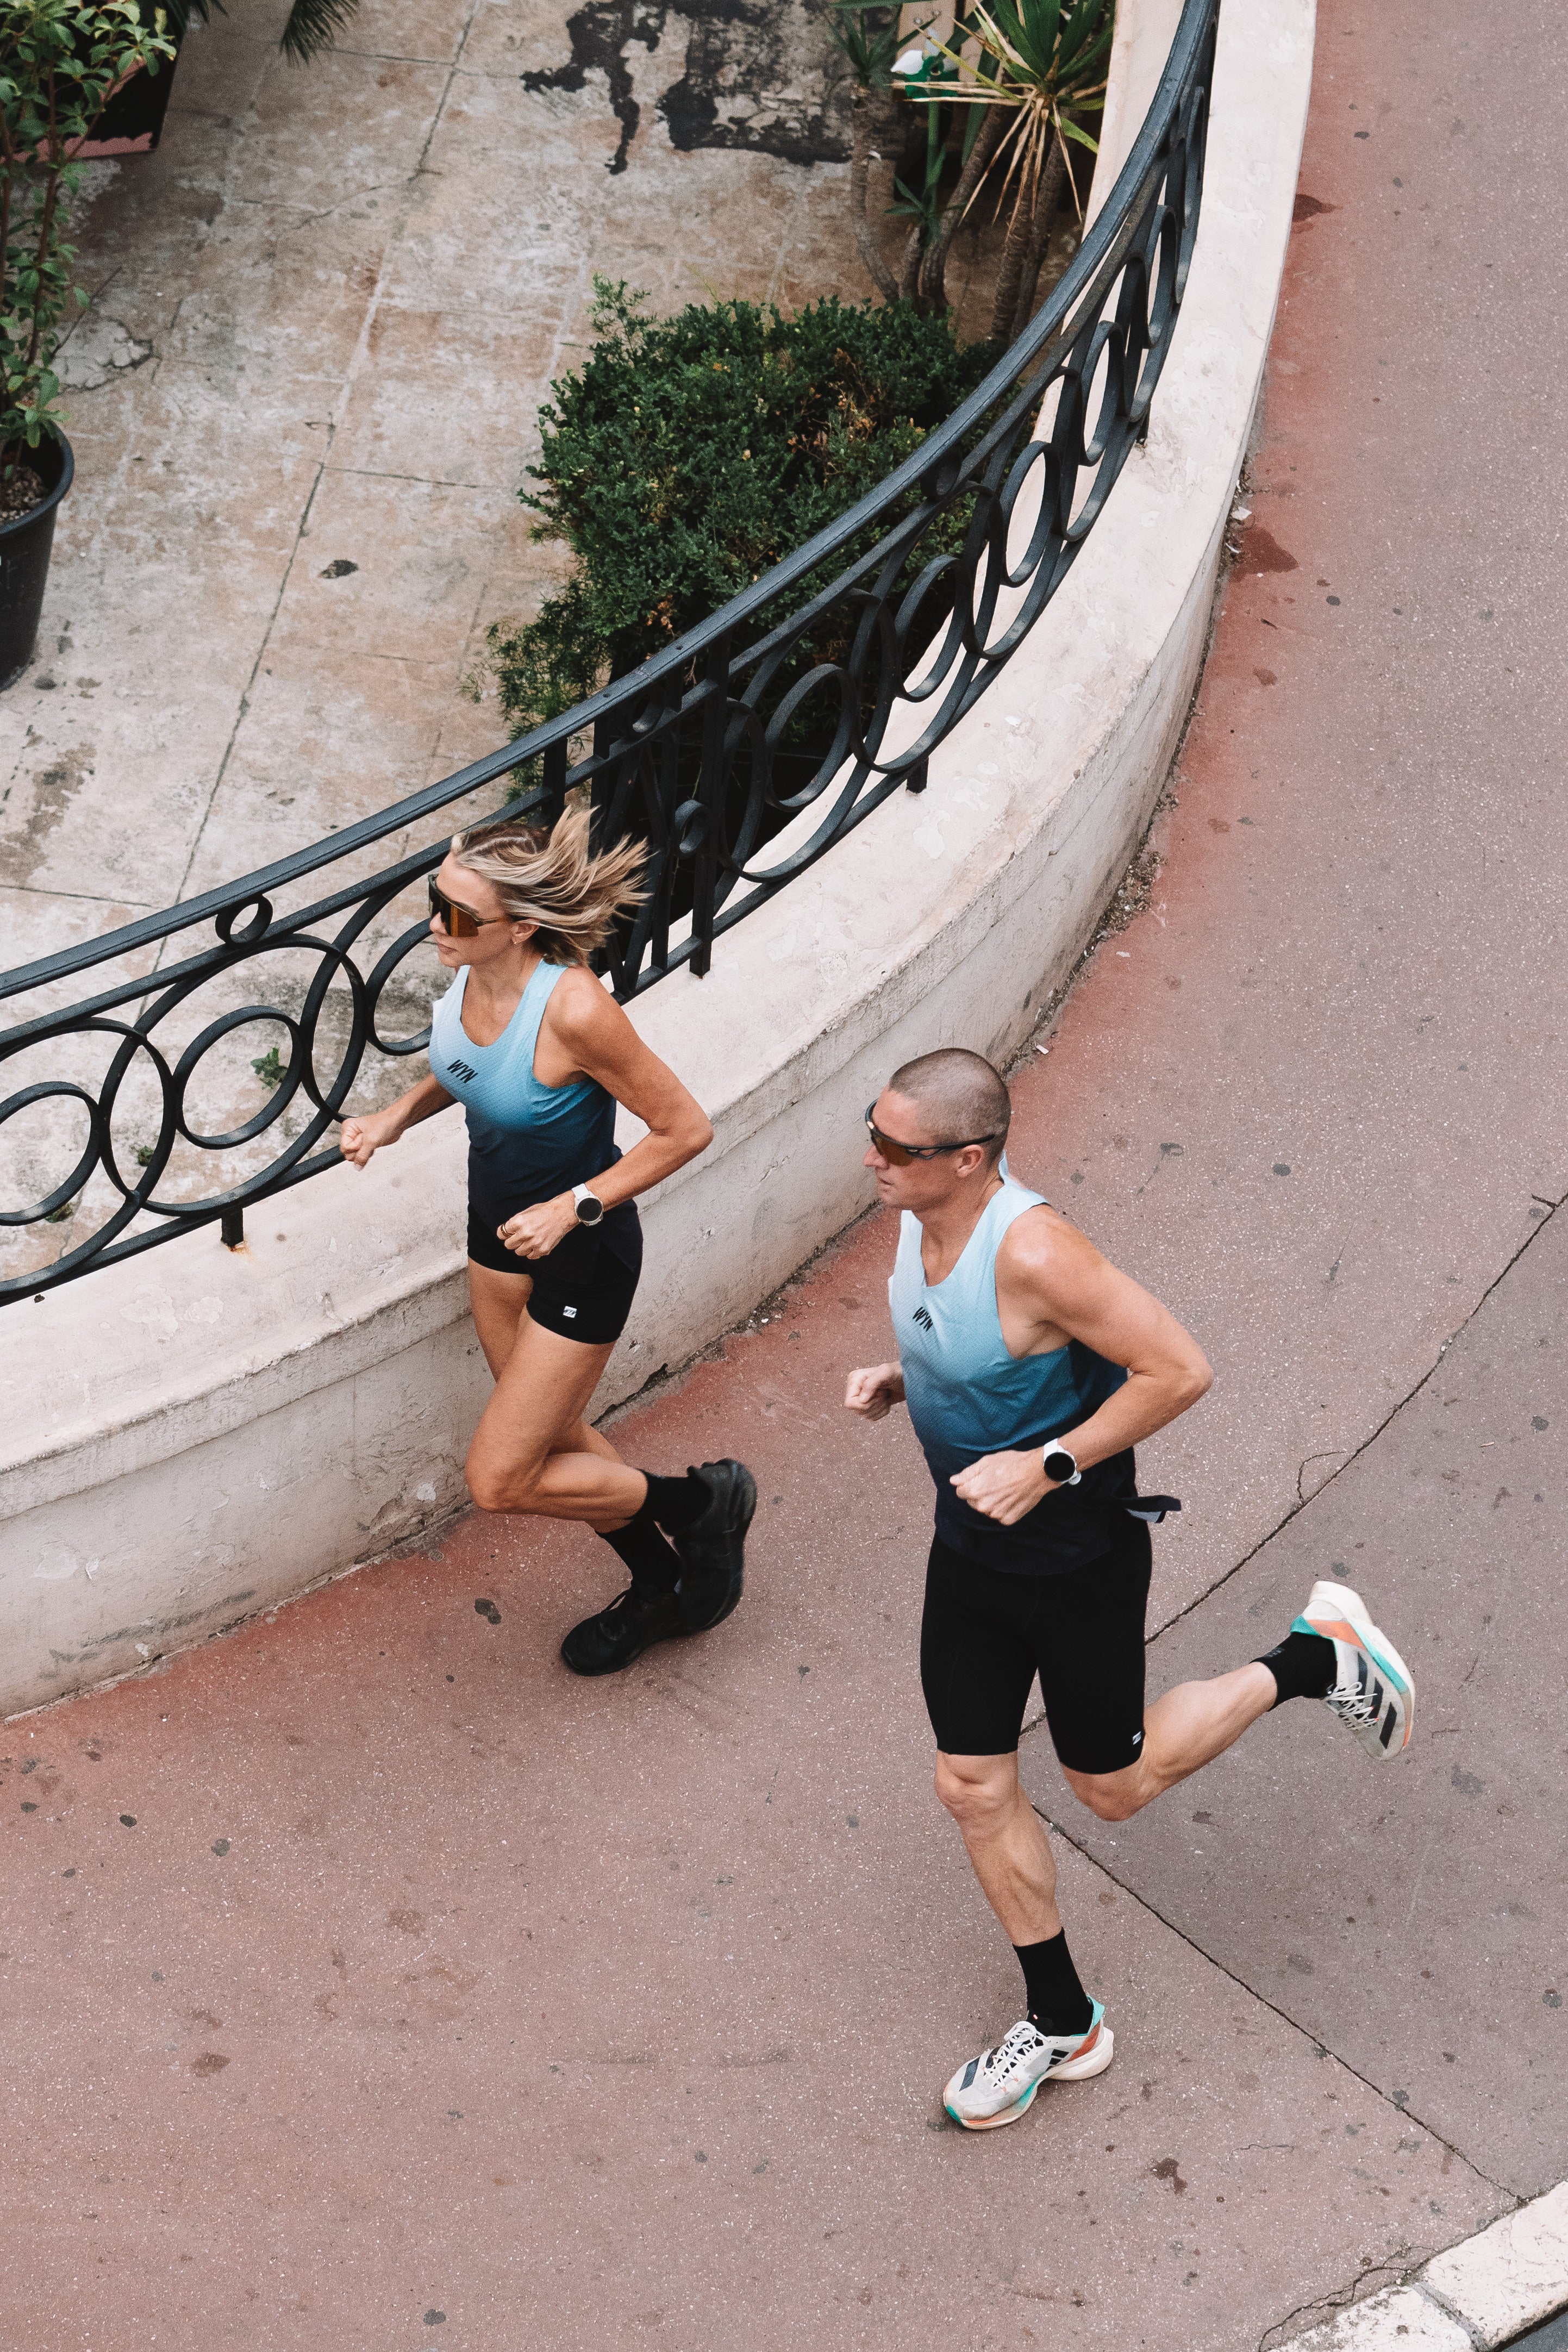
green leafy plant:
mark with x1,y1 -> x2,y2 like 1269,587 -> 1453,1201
903,0 -> 1113,340
0,0 -> 174,491
251,1044 -> 284,1089
481,278 -> 1001,743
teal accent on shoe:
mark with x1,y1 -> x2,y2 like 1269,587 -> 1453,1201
1295,1612 -> 1408,1694
1363,1640 -> 1408,1692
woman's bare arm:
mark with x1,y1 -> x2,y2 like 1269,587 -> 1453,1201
493,970 -> 713,1258
340,1072 -> 455,1168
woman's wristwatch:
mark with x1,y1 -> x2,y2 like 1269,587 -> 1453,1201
571,1184 -> 605,1227
1042,1443 -> 1082,1487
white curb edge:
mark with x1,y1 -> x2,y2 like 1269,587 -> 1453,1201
1283,2183 -> 1568,2351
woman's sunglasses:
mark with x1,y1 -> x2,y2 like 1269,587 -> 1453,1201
428,876 -> 508,939
864,1102 -> 1001,1168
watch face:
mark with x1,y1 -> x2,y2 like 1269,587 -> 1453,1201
1043,1450 -> 1076,1481
576,1193 -> 604,1225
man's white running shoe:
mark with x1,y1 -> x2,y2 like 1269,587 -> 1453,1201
943,2002 -> 1113,2131
1292,1579 -> 1415,1758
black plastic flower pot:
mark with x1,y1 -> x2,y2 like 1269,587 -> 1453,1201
71,32 -> 183,158
0,433 -> 74,692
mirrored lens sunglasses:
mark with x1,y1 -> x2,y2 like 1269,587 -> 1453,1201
428,877 -> 508,939
864,1102 -> 1001,1168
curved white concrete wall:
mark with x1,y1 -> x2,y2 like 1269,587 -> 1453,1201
0,0 -> 1315,1718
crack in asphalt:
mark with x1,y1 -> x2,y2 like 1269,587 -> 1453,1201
1033,1798 -> 1520,2209
1018,1203 -> 1568,2338
1149,1186 -> 1568,1647
1254,2257 -> 1413,2352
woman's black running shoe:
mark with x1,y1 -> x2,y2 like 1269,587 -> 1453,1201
672,1459 -> 756,1632
560,1583 -> 685,1676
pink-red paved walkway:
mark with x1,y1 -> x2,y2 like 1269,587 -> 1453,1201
7,0 -> 1567,2344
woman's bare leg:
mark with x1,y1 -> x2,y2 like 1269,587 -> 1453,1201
467,1261 -> 534,1380
464,1309 -> 646,1529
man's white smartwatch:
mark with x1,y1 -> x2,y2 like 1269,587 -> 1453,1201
1042,1443 -> 1082,1487
572,1183 -> 605,1227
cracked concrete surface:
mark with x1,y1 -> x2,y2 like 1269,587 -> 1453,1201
3,0 -> 1566,2341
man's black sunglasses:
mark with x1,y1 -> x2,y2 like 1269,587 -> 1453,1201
865,1103 -> 1001,1168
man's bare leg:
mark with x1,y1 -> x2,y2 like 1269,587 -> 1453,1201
933,1751 -> 1061,1943
1062,1661 -> 1279,1822
934,1746 -> 1112,2129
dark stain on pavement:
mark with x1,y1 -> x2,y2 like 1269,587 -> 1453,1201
1,741 -> 96,887
522,0 -> 849,176
1152,2156 -> 1188,2194
1242,525 -> 1299,573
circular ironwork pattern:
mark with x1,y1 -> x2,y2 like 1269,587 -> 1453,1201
0,0 -> 1219,1302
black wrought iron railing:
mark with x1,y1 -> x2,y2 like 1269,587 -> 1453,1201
0,0 -> 1219,1301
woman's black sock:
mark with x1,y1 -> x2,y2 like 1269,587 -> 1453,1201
599,1518 -> 682,1596
1254,1628 -> 1337,1706
639,1470 -> 707,1533
1015,1930 -> 1094,2036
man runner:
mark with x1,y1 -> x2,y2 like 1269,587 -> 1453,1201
845,1048 -> 1414,2132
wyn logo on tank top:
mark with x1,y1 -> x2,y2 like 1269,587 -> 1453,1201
911,1304 -> 934,1331
447,1058 -> 477,1084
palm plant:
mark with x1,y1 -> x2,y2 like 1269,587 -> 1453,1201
824,0 -> 923,304
902,0 -> 1113,340
161,0 -> 359,67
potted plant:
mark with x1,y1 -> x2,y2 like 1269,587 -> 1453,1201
1,0 -> 174,684
77,0 -> 364,157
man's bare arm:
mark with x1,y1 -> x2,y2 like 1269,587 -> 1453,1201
953,1213 -> 1211,1525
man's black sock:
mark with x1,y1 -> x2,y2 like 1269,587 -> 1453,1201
639,1471 -> 707,1533
1015,1930 -> 1094,2037
599,1518 -> 682,1596
1255,1627 -> 1337,1706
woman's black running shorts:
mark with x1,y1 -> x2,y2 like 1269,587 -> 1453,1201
919,1515 -> 1153,1775
466,1197 -> 642,1345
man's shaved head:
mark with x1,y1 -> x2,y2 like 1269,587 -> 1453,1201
885,1048 -> 1010,1165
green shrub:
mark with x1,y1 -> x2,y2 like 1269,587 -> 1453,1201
484,279 -> 1001,739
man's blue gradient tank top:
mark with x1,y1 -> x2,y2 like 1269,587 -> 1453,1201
429,959 -> 618,1214
889,1175 -> 1135,1575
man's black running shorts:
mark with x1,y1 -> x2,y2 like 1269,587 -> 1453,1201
466,1198 -> 642,1345
919,1514 -> 1152,1774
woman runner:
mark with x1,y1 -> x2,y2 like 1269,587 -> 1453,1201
340,808 -> 755,1673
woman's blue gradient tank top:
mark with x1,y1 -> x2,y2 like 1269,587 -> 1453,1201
889,1175 -> 1135,1575
429,959 -> 617,1214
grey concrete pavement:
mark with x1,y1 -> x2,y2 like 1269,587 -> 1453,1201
1032,1198 -> 1568,2197
0,1275 -> 1507,2349
4,0 -> 1567,2343
1033,0 -> 1568,1624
